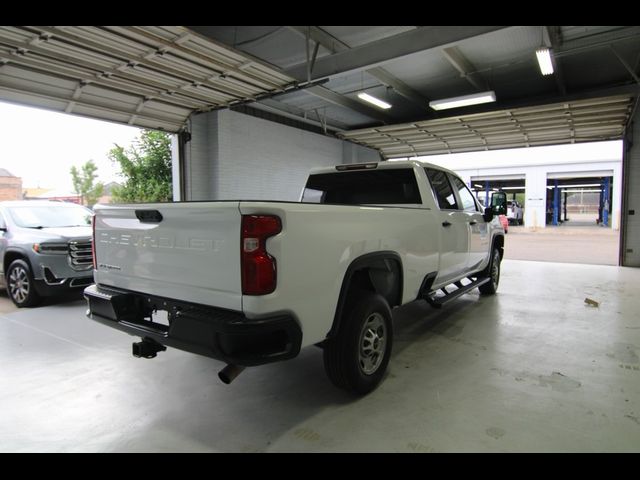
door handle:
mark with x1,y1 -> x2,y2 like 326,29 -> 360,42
442,221 -> 452,227
469,220 -> 477,226
135,209 -> 163,223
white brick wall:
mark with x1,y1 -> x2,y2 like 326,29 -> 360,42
624,118 -> 640,266
185,112 -> 216,200
186,109 -> 379,201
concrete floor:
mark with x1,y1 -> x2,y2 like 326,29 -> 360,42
504,225 -> 619,266
1,259 -> 639,452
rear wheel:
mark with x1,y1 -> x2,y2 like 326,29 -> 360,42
7,259 -> 41,307
479,247 -> 501,295
323,292 -> 393,395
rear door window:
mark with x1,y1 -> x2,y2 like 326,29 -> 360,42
450,175 -> 480,212
425,168 -> 458,210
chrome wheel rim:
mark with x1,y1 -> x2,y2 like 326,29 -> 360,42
358,313 -> 387,375
9,266 -> 30,304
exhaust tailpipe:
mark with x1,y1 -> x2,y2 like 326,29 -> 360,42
218,364 -> 246,384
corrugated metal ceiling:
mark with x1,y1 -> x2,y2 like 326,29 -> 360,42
0,26 -> 298,132
337,95 -> 634,158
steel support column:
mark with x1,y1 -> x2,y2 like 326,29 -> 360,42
553,179 -> 559,226
603,177 -> 611,227
485,181 -> 490,207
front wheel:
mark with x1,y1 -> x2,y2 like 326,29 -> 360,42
7,259 -> 41,307
479,247 -> 501,295
323,292 -> 393,395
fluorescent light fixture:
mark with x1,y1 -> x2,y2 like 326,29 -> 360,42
563,189 -> 602,193
536,48 -> 554,75
429,91 -> 496,111
546,183 -> 600,189
357,92 -> 392,109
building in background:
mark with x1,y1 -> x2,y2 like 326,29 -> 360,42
23,187 -> 80,203
22,182 -> 121,206
0,168 -> 23,201
96,181 -> 121,205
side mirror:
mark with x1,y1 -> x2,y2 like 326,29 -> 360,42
491,191 -> 507,215
483,207 -> 494,222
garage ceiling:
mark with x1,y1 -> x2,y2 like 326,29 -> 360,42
0,26 -> 638,155
0,26 -> 298,131
338,95 -> 635,157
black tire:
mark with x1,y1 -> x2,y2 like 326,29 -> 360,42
6,259 -> 41,307
479,247 -> 501,295
323,292 -> 393,395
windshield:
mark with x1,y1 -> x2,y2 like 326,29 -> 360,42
6,204 -> 93,229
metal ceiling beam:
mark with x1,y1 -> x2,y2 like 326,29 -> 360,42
306,85 -> 395,123
247,98 -> 346,132
288,26 -> 350,53
284,26 -> 509,81
289,27 -> 432,114
365,66 -> 433,113
609,45 -> 640,84
187,25 -> 392,124
554,26 -> 640,57
441,46 -> 489,91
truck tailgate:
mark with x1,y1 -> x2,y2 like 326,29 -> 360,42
93,202 -> 242,311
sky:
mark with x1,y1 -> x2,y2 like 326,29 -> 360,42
0,101 -> 142,192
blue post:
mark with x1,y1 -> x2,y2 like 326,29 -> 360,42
552,179 -> 559,226
485,180 -> 490,208
603,177 -> 610,227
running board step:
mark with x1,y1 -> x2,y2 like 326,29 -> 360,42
425,277 -> 490,309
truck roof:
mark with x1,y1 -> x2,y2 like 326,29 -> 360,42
308,160 -> 459,177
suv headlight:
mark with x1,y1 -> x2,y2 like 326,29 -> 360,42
33,243 -> 68,254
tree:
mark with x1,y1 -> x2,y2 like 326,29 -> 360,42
109,129 -> 172,203
70,160 -> 104,206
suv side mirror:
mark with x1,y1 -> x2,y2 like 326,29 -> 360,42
491,191 -> 507,215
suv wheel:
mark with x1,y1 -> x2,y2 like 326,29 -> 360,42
7,259 -> 41,307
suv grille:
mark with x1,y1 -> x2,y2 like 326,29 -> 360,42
68,240 -> 93,271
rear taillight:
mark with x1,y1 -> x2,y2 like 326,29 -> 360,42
241,215 -> 281,295
91,214 -> 96,270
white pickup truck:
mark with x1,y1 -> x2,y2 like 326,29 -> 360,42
85,161 -> 506,395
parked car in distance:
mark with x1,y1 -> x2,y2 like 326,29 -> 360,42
507,200 -> 524,225
0,200 -> 94,307
499,214 -> 509,233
